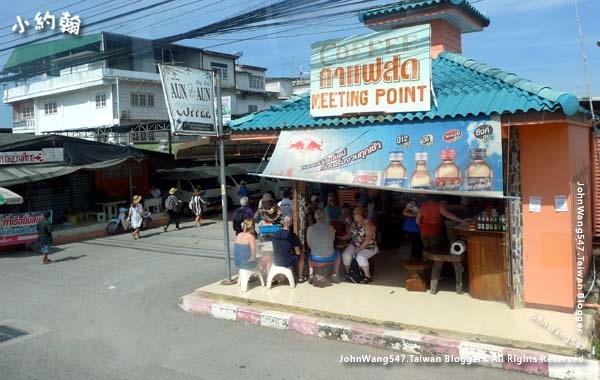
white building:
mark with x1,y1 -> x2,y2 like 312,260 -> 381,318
1,32 -> 275,144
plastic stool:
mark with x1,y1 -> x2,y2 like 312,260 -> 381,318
266,265 -> 295,289
238,268 -> 265,292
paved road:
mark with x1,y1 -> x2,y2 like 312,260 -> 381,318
0,215 -> 539,380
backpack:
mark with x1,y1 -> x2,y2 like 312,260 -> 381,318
165,195 -> 176,211
345,256 -> 364,283
232,206 -> 247,233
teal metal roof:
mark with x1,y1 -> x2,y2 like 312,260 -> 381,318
230,51 -> 579,132
358,0 -> 490,31
3,33 -> 102,72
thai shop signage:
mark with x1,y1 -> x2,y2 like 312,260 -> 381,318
0,148 -> 64,165
158,64 -> 217,136
310,24 -> 431,117
0,211 -> 51,247
262,116 -> 503,198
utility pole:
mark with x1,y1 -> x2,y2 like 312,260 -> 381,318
215,74 -> 234,284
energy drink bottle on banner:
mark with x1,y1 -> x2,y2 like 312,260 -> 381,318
465,148 -> 493,191
383,152 -> 407,188
410,152 -> 432,189
434,149 -> 462,191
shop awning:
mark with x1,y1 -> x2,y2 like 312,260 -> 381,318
0,163 -> 80,187
261,116 -> 505,198
0,158 -> 136,187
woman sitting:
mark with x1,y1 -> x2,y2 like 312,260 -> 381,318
341,206 -> 378,284
234,219 -> 257,270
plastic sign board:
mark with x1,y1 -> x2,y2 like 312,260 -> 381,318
158,64 -> 217,136
310,24 -> 431,117
0,211 -> 51,247
262,116 -> 503,198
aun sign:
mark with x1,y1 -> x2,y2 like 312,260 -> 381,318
158,65 -> 217,136
310,25 -> 431,117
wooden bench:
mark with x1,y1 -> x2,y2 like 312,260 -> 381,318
423,249 -> 465,295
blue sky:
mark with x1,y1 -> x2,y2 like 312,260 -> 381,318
0,0 -> 598,128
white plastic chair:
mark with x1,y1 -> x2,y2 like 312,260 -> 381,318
238,268 -> 265,292
266,265 -> 296,289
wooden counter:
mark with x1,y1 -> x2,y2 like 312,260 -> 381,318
454,225 -> 507,303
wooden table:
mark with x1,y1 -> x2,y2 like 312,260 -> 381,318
454,225 -> 507,303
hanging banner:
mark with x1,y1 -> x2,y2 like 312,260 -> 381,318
310,24 -> 431,117
158,64 -> 217,136
262,116 -> 504,198
0,148 -> 64,165
0,211 -> 51,247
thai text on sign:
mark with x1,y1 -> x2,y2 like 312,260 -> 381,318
310,25 -> 431,117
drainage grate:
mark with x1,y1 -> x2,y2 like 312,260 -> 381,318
0,325 -> 28,343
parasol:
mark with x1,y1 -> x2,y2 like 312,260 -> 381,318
0,187 -> 24,205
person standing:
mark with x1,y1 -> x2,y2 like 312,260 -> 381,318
403,199 -> 423,259
127,195 -> 144,240
37,211 -> 53,264
239,180 -> 249,199
416,195 -> 465,250
164,187 -> 181,232
232,197 -> 254,235
189,189 -> 207,227
272,216 -> 306,283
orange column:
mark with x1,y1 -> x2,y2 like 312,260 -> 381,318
519,124 -> 581,311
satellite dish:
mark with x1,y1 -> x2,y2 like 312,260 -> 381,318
233,51 -> 244,58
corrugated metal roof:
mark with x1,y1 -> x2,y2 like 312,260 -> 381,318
229,51 -> 579,132
358,0 -> 490,29
3,33 -> 102,72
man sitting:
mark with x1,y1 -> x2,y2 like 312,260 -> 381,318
307,209 -> 341,283
272,216 -> 306,283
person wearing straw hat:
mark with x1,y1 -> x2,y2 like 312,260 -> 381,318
127,195 -> 144,240
164,187 -> 181,232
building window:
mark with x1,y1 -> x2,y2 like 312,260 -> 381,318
249,75 -> 264,90
130,93 -> 154,107
21,104 -> 34,118
248,105 -> 258,113
95,93 -> 106,108
44,101 -> 57,115
210,62 -> 228,79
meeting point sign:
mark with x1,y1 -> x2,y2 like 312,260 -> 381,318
310,25 -> 431,117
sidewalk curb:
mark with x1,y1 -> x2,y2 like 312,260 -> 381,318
179,293 -> 599,380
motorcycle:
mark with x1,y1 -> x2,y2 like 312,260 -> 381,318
106,207 -> 152,235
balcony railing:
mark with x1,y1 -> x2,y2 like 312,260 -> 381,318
12,119 -> 35,133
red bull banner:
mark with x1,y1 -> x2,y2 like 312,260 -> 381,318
262,116 -> 504,198
0,211 -> 51,247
